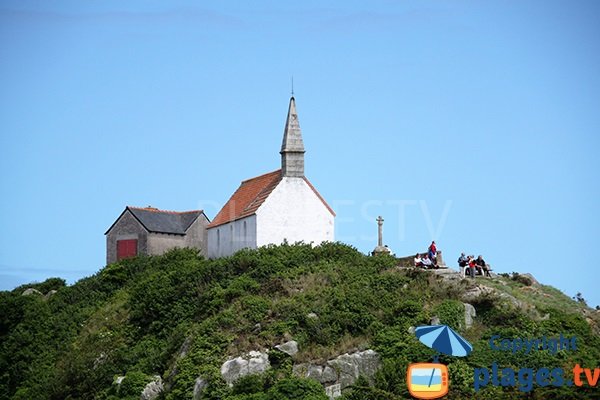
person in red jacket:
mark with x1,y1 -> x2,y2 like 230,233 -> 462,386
428,241 -> 437,264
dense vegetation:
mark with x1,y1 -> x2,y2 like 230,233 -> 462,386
0,243 -> 598,399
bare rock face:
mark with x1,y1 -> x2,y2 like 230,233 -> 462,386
464,303 -> 476,329
192,377 -> 207,400
22,288 -> 43,296
461,284 -> 495,301
275,340 -> 298,357
519,273 -> 540,286
293,350 -> 381,398
430,268 -> 463,282
220,350 -> 270,386
140,376 -> 163,400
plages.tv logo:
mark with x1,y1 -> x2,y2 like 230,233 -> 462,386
407,325 -> 473,399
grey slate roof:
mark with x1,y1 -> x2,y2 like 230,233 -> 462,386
105,206 -> 206,235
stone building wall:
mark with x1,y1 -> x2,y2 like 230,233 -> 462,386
106,210 -> 148,265
184,214 -> 210,257
146,233 -> 188,257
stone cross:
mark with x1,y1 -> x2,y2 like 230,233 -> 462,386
376,216 -> 384,247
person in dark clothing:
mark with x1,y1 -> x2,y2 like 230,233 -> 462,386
458,252 -> 468,277
427,241 -> 438,267
476,255 -> 489,276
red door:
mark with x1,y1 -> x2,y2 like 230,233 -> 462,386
117,239 -> 138,261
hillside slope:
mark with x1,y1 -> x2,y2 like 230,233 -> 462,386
1,244 -> 599,399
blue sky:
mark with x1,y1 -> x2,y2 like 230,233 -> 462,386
1,1 -> 599,306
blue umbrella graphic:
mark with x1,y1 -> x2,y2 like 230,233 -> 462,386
415,324 -> 473,357
414,325 -> 473,388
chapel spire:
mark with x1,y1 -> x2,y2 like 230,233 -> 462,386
280,96 -> 305,177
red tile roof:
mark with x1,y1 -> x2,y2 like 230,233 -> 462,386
208,170 -> 283,228
207,170 -> 335,228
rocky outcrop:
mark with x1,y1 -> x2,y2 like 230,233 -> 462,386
293,350 -> 381,398
462,283 -> 525,311
275,340 -> 298,357
429,268 -> 463,282
464,303 -> 476,329
219,346 -> 381,399
193,377 -> 207,400
461,284 -> 495,301
221,350 -> 270,386
22,288 -> 43,296
140,375 -> 163,400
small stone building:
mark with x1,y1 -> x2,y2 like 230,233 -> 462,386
105,206 -> 209,264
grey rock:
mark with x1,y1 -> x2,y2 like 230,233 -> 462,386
221,357 -> 247,386
293,350 -> 381,394
307,312 -> 318,319
430,316 -> 441,325
22,288 -> 42,296
325,383 -> 342,399
221,350 -> 270,386
327,357 -> 358,389
114,376 -> 125,386
322,366 -> 337,383
408,326 -> 416,334
307,365 -> 324,381
464,303 -> 476,329
461,284 -> 495,301
430,268 -> 463,282
45,289 -> 57,298
521,273 -> 540,286
327,350 -> 380,389
292,363 -> 308,377
193,377 -> 207,400
140,376 -> 163,400
498,292 -> 522,308
248,351 -> 270,374
275,340 -> 298,357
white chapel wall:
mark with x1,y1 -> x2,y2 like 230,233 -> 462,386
255,177 -> 334,247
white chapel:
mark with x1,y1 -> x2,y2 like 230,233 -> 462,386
206,97 -> 335,258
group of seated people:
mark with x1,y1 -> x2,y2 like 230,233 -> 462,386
458,253 -> 491,277
414,253 -> 438,269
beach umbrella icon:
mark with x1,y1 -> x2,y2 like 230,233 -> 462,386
415,324 -> 473,357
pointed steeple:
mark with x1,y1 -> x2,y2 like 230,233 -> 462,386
280,96 -> 305,177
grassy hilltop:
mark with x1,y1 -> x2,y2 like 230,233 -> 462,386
1,243 -> 599,399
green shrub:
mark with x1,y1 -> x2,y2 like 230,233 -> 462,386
231,374 -> 265,395
267,377 -> 328,400
434,300 -> 465,330
118,371 -> 150,397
